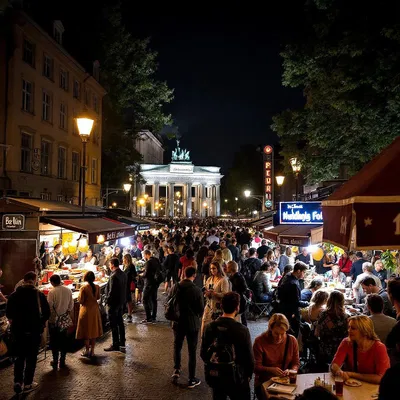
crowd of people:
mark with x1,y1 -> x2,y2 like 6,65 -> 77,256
2,220 -> 400,400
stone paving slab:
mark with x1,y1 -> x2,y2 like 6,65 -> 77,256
0,292 -> 267,400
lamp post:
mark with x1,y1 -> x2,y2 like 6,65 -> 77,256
290,158 -> 301,201
123,183 -> 132,210
76,114 -> 94,216
275,175 -> 285,206
244,190 -> 264,205
235,197 -> 238,218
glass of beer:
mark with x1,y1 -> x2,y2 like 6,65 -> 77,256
335,375 -> 344,396
288,370 -> 297,384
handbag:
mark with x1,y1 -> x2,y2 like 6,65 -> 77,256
52,294 -> 73,332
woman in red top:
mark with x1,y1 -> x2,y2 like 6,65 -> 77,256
178,248 -> 195,280
331,315 -> 390,384
253,313 -> 300,399
338,251 -> 352,275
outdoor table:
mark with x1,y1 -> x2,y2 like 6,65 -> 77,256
262,372 -> 379,399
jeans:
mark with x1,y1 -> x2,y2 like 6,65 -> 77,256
143,285 -> 158,321
13,333 -> 40,385
49,324 -> 68,362
173,327 -> 199,379
212,383 -> 251,400
108,306 -> 125,347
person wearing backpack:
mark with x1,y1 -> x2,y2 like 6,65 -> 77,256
201,292 -> 254,400
241,248 -> 262,287
168,266 -> 204,388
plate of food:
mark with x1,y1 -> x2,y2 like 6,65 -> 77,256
345,379 -> 362,387
271,376 -> 290,385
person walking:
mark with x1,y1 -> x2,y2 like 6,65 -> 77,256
47,274 -> 73,369
169,266 -> 204,388
6,271 -> 50,394
201,292 -> 254,400
141,249 -> 162,324
104,258 -> 127,351
123,254 -> 137,323
163,246 -> 180,294
76,271 -> 103,357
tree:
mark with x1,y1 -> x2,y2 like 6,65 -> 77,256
272,0 -> 400,183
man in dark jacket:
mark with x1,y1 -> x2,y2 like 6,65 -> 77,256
201,292 -> 254,400
241,248 -> 262,286
276,261 -> 308,336
104,258 -> 127,352
256,239 -> 270,259
6,271 -> 50,394
169,266 -> 204,388
228,238 -> 240,263
141,249 -> 162,323
227,261 -> 249,326
163,245 -> 180,294
350,252 -> 365,281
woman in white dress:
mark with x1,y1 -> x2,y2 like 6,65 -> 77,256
201,261 -> 231,336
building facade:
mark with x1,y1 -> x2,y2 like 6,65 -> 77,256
134,130 -> 164,164
0,11 -> 105,205
132,142 -> 223,217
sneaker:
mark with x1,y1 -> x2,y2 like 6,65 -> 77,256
23,382 -> 39,393
119,345 -> 126,353
187,378 -> 201,389
14,383 -> 22,394
171,369 -> 180,379
140,319 -> 151,324
104,345 -> 119,352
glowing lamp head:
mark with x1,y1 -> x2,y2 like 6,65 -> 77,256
97,235 -> 105,244
203,202 -> 208,208
290,157 -> 301,173
143,194 -> 149,200
76,116 -> 94,140
235,197 -> 238,201
253,210 -> 258,215
276,175 -> 285,186
112,202 -> 117,207
138,198 -> 145,206
244,190 -> 251,198
123,183 -> 132,192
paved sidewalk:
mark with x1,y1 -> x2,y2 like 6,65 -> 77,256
0,292 -> 266,400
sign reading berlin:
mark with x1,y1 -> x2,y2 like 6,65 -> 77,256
280,202 -> 323,225
2,214 -> 25,230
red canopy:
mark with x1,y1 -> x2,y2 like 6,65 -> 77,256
322,136 -> 400,250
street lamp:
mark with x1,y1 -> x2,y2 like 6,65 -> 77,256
123,183 -> 132,210
235,197 -> 238,218
276,175 -> 285,186
224,199 -> 228,203
76,114 -> 94,216
243,189 -> 264,206
290,157 -> 301,200
244,190 -> 251,198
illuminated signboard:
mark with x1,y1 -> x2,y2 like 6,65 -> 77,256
263,145 -> 274,210
279,201 -> 323,225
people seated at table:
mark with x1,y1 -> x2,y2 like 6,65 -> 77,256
252,263 -> 272,303
331,315 -> 390,384
314,290 -> 349,368
277,246 -> 291,274
353,262 -> 381,303
367,294 -> 397,343
267,261 -> 280,281
253,313 -> 300,400
301,290 -> 329,325
338,250 -> 352,276
374,259 -> 388,289
301,278 -> 323,302
361,277 -> 394,317
322,252 -> 335,271
295,247 -> 312,266
324,264 -> 346,285
386,278 -> 400,366
276,262 -> 308,336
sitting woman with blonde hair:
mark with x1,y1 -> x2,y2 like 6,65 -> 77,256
331,315 -> 390,384
301,290 -> 329,324
253,313 -> 300,399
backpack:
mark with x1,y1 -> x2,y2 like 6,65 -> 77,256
164,284 -> 181,322
241,259 -> 257,286
204,324 -> 244,388
154,262 -> 166,285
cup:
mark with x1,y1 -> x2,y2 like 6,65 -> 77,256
335,375 -> 344,396
288,370 -> 297,384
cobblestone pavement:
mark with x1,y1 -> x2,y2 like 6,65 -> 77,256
0,290 -> 266,400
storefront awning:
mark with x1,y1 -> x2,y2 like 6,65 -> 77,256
40,217 -> 135,244
252,210 -> 276,229
106,209 -> 156,231
263,224 -> 322,247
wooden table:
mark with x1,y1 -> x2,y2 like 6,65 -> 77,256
263,372 -> 379,399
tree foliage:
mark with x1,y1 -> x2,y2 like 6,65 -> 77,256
272,0 -> 400,183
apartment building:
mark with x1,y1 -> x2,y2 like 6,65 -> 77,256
0,11 -> 105,205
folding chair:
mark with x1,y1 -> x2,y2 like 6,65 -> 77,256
244,291 -> 273,321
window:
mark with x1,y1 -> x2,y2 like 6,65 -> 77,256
22,80 -> 33,112
60,69 -> 68,90
40,192 -> 51,200
57,147 -> 66,179
73,80 -> 80,99
40,140 -> 51,175
20,133 -> 32,172
72,151 -> 80,181
59,103 -> 67,129
91,158 -> 97,184
57,194 -> 65,202
84,89 -> 90,106
23,39 -> 35,66
42,90 -> 52,121
43,54 -> 53,79
93,94 -> 99,113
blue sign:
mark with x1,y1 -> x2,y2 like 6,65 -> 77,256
279,202 -> 323,225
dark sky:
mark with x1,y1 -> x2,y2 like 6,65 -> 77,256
26,0 -> 305,172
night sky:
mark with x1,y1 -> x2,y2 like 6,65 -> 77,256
26,0 -> 305,172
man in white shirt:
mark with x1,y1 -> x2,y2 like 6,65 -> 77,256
47,274 -> 73,369
220,240 -> 232,263
206,229 -> 220,246
353,262 -> 381,303
367,294 -> 397,343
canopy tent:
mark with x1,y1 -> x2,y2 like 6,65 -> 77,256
322,136 -> 400,250
263,224 -> 321,248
